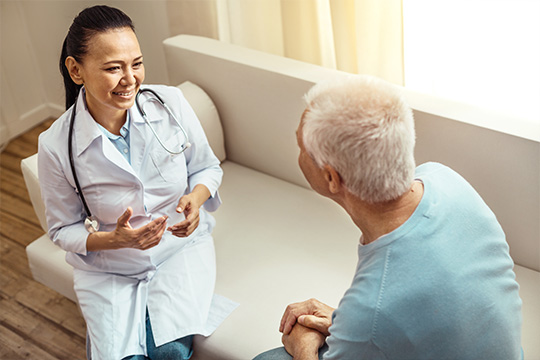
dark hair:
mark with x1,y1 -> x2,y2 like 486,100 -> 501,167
60,5 -> 135,109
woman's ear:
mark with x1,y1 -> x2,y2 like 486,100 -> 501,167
65,56 -> 84,85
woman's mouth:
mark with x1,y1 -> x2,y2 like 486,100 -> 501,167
112,90 -> 134,97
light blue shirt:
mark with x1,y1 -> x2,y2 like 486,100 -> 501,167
96,114 -> 131,164
324,162 -> 522,360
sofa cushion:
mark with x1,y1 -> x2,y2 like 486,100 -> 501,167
193,161 -> 360,359
177,81 -> 226,162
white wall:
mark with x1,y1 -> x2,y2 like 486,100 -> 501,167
0,0 -> 174,147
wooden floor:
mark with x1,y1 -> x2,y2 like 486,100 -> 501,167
0,119 -> 87,359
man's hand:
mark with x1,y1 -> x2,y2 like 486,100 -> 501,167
282,323 -> 326,360
280,298 -> 335,336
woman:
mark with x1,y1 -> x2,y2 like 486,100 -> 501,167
38,5 -> 235,359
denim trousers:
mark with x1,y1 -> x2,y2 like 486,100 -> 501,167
118,309 -> 194,360
252,344 -> 329,360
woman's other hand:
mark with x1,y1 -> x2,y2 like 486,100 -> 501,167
167,184 -> 210,238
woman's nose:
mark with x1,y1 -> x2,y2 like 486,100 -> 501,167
120,68 -> 136,86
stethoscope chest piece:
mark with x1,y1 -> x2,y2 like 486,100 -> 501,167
84,216 -> 99,233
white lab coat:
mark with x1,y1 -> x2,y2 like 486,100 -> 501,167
38,85 -> 237,359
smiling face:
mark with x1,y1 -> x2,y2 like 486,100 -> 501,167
66,27 -> 144,126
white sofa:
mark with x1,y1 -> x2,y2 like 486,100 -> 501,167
23,35 -> 539,359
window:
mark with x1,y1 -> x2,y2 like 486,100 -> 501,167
403,0 -> 540,126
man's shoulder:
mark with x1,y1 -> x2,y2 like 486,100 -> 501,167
415,162 -> 453,177
415,162 -> 471,193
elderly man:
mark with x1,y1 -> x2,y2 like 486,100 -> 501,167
254,76 -> 522,360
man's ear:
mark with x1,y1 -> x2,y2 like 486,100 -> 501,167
65,56 -> 84,85
323,164 -> 343,194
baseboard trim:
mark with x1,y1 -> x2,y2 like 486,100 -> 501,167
4,103 -> 63,145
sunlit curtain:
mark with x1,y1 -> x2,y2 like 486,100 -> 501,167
166,0 -> 404,85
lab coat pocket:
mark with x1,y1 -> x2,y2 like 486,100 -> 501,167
150,133 -> 187,183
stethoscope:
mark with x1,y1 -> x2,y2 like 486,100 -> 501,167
68,88 -> 191,233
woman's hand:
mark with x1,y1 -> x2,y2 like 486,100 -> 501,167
86,207 -> 168,251
113,207 -> 168,249
167,184 -> 211,238
280,298 -> 335,336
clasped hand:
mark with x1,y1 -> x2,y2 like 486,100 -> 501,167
279,298 -> 335,359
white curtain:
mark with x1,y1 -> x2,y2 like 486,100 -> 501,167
166,0 -> 404,85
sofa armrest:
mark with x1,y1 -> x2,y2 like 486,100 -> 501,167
21,153 -> 47,232
26,234 -> 77,302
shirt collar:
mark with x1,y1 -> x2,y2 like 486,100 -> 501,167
96,113 -> 130,140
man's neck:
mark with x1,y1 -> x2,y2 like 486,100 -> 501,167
342,181 -> 424,245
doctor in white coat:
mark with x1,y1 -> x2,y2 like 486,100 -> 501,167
38,5 -> 236,360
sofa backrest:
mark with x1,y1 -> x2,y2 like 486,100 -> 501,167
21,81 -> 225,235
163,35 -> 540,271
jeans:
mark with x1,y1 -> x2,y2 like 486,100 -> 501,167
120,310 -> 194,360
253,344 -> 329,360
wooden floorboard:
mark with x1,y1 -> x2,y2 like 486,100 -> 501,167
0,210 -> 43,247
0,119 -> 86,359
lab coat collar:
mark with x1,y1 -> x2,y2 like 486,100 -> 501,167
71,89 -> 139,180
73,88 -> 103,157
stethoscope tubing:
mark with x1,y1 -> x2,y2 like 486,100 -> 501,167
68,99 -> 93,218
136,88 -> 191,155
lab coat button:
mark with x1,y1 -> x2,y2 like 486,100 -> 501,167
123,148 -> 129,153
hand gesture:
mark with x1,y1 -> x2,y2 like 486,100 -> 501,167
86,207 -> 168,251
113,207 -> 168,250
280,298 -> 335,336
167,193 -> 201,237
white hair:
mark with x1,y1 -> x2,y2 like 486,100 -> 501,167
302,75 -> 416,203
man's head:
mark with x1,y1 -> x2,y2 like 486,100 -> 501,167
298,75 -> 416,204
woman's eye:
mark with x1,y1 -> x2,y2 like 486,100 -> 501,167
106,66 -> 120,72
133,61 -> 143,68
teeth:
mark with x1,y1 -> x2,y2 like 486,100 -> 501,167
114,91 -> 133,96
